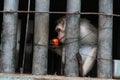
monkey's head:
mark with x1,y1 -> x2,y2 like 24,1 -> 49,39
55,17 -> 66,43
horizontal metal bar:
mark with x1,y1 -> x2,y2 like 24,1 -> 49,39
0,10 -> 120,17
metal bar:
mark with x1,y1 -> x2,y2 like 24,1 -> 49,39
64,0 -> 81,77
0,11 -> 119,17
0,0 -> 19,73
113,60 -> 120,78
61,47 -> 66,75
32,0 -> 50,75
21,0 -> 31,73
98,0 -> 113,78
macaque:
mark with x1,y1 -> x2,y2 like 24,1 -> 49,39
55,16 -> 97,76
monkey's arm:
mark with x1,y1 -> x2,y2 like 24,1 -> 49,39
82,47 -> 97,76
50,47 -> 62,56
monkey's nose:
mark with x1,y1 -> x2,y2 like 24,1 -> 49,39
56,28 -> 61,33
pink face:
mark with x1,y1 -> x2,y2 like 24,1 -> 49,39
55,24 -> 66,43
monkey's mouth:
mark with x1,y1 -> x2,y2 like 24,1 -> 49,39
59,36 -> 65,43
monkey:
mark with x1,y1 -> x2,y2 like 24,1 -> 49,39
55,16 -> 97,76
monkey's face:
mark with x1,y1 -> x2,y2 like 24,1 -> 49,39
55,23 -> 66,43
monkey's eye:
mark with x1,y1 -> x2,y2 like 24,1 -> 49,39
56,28 -> 61,33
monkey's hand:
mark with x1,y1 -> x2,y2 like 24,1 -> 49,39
50,46 -> 63,56
76,52 -> 83,76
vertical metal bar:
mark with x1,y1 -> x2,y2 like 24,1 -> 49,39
32,0 -> 50,75
98,0 -> 113,78
65,0 -> 81,76
61,47 -> 66,75
0,0 -> 19,73
16,20 -> 21,71
21,0 -> 31,73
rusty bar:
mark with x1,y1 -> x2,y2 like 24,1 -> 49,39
0,11 -> 120,17
61,47 -> 66,75
98,0 -> 113,78
21,0 -> 31,73
0,0 -> 19,73
32,0 -> 50,75
64,0 -> 81,77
